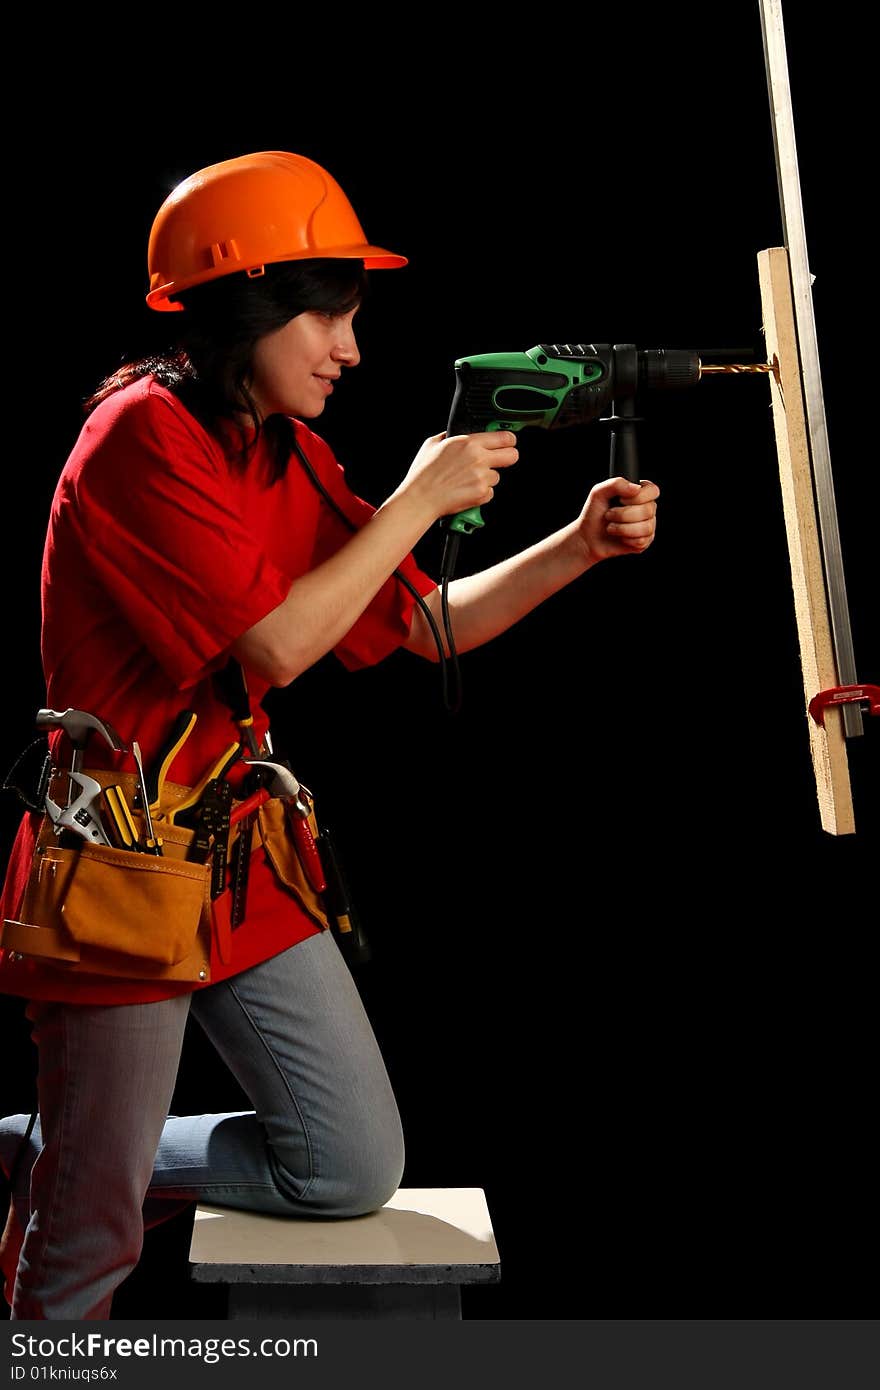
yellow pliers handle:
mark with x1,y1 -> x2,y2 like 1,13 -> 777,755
147,710 -> 199,814
163,742 -> 241,825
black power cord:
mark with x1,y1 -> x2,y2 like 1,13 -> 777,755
1,737 -> 52,812
291,436 -> 463,714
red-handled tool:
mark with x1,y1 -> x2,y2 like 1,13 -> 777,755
230,787 -> 271,825
287,809 -> 326,894
240,760 -> 327,893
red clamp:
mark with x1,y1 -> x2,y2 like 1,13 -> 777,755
808,684 -> 880,727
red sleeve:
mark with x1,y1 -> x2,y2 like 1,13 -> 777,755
293,422 -> 438,670
68,384 -> 292,690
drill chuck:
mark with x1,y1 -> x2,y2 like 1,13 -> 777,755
639,348 -> 701,390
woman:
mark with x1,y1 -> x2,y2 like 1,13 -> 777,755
0,151 -> 659,1319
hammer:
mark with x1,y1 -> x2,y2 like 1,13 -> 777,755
36,708 -> 129,807
234,761 -> 370,967
236,759 -> 326,893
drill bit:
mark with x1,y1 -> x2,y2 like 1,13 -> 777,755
700,363 -> 776,373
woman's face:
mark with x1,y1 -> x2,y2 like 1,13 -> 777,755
248,307 -> 361,419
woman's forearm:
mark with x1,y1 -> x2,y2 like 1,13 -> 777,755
408,475 -> 659,659
232,490 -> 433,684
231,429 -> 522,684
411,521 -> 595,658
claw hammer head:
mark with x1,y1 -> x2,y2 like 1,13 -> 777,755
37,708 -> 129,809
36,709 -> 129,757
243,759 -> 308,814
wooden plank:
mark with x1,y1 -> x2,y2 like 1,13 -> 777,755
758,247 -> 855,834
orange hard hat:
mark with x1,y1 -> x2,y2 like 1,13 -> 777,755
146,150 -> 407,311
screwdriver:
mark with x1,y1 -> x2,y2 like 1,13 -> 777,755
213,659 -> 261,758
317,825 -> 371,967
102,784 -> 142,851
213,660 -> 262,927
131,741 -> 163,855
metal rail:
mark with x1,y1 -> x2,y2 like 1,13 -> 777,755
759,0 -> 863,736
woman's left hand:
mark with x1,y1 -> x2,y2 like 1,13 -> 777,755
575,476 -> 660,564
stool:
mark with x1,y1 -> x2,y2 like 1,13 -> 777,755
188,1187 -> 500,1319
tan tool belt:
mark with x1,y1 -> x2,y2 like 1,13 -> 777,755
1,767 -> 328,984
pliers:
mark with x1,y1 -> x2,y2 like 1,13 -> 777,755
161,742 -> 241,825
145,709 -> 240,823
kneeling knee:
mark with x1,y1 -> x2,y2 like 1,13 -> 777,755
289,1138 -> 405,1219
336,1158 -> 404,1217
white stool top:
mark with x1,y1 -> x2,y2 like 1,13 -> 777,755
189,1187 -> 500,1286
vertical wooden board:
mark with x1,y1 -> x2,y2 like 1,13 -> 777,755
758,246 -> 855,834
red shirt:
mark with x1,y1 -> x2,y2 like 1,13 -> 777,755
0,377 -> 436,1005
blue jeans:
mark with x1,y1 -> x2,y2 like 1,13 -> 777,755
1,930 -> 405,1319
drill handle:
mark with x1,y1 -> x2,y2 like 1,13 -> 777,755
446,367 -> 495,437
444,372 -> 487,533
607,395 -> 642,500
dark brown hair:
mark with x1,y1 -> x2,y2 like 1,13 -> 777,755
86,259 -> 369,482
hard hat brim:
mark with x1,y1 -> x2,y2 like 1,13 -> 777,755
147,243 -> 407,311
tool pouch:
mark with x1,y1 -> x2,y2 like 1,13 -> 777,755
1,770 -> 212,983
255,796 -> 329,930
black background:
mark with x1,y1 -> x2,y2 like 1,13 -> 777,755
2,4 -> 876,1321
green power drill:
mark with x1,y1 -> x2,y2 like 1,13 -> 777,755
445,342 -> 702,533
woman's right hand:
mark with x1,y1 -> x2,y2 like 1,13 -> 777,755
395,430 -> 519,523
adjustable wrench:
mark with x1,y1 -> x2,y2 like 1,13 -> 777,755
45,771 -> 112,846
